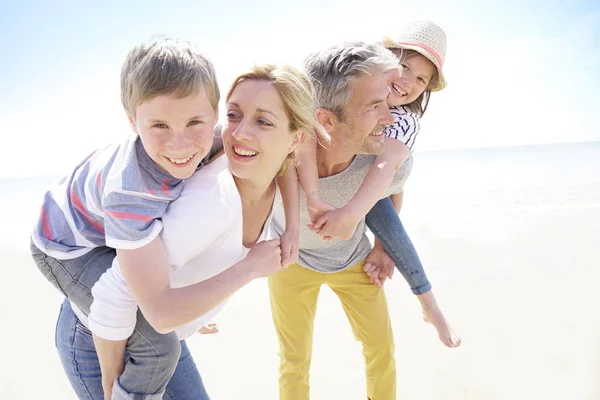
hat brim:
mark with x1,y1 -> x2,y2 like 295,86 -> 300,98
382,37 -> 446,92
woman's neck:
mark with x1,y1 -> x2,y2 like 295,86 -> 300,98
234,175 -> 275,205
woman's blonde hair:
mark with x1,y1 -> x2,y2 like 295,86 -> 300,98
226,65 -> 328,176
388,48 -> 439,117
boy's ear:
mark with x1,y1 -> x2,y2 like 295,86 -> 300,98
315,108 -> 335,134
126,112 -> 138,133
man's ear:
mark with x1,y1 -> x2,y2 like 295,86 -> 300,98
315,108 -> 336,134
126,112 -> 138,133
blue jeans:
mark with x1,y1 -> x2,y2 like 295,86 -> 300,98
30,241 -> 184,399
56,298 -> 210,400
366,197 -> 432,295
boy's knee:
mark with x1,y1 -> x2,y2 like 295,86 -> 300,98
149,331 -> 181,365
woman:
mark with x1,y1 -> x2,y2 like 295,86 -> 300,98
54,64 -> 323,400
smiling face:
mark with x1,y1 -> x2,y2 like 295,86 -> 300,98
130,88 -> 218,179
385,53 -> 436,107
332,70 -> 394,155
221,79 -> 299,182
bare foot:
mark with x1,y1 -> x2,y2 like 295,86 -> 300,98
423,306 -> 461,348
198,322 -> 219,335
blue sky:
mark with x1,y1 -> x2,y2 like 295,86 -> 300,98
1,0 -> 599,177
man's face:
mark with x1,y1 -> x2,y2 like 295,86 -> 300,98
335,71 -> 394,155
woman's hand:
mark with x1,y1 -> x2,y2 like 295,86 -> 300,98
245,239 -> 285,278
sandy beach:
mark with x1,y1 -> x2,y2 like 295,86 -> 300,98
2,144 -> 599,399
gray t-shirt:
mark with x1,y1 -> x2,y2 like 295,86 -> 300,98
271,154 -> 413,273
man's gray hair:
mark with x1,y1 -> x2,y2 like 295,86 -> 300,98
304,41 -> 398,120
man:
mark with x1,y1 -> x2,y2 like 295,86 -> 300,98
269,42 -> 409,400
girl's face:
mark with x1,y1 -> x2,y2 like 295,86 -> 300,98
385,54 -> 436,107
222,79 -> 299,182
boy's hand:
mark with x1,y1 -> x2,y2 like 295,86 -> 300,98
280,229 -> 299,267
310,208 -> 360,240
198,322 -> 219,334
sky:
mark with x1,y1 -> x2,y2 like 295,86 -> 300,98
1,0 -> 599,178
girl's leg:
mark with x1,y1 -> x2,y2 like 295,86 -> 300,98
366,197 -> 461,347
365,196 -> 431,294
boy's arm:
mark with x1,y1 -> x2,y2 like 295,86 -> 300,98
93,335 -> 127,399
276,166 -> 300,266
314,139 -> 410,239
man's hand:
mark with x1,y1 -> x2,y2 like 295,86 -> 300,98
280,229 -> 299,267
363,241 -> 395,288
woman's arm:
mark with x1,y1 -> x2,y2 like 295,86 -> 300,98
117,236 -> 282,333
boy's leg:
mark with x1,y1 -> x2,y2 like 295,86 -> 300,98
327,261 -> 396,400
55,297 -> 105,400
55,298 -> 209,400
365,197 -> 432,295
112,311 -> 181,399
31,242 -> 180,399
268,264 -> 322,400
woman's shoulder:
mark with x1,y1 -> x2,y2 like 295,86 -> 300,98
165,155 -> 238,221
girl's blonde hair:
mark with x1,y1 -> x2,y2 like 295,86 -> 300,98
227,65 -> 329,176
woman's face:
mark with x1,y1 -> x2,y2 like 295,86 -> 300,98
222,80 -> 299,181
385,54 -> 436,107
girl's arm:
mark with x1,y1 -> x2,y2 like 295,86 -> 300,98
314,139 -> 410,239
296,138 -> 335,223
277,166 -> 300,266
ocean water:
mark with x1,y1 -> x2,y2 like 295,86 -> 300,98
407,141 -> 600,210
2,141 -> 599,251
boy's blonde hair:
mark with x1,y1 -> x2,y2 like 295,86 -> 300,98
121,36 -> 220,117
226,65 -> 328,176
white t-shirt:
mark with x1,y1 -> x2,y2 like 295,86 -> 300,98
71,155 -> 281,340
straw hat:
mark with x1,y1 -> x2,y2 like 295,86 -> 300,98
383,20 -> 447,91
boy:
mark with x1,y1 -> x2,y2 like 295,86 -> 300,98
30,35 -> 220,399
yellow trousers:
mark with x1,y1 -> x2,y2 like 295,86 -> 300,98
268,260 -> 396,400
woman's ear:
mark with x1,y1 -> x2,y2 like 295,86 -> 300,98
288,128 -> 305,154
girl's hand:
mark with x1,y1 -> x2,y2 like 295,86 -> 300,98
310,208 -> 360,240
280,229 -> 299,267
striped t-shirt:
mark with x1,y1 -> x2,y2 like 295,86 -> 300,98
383,105 -> 420,150
31,134 -> 192,260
